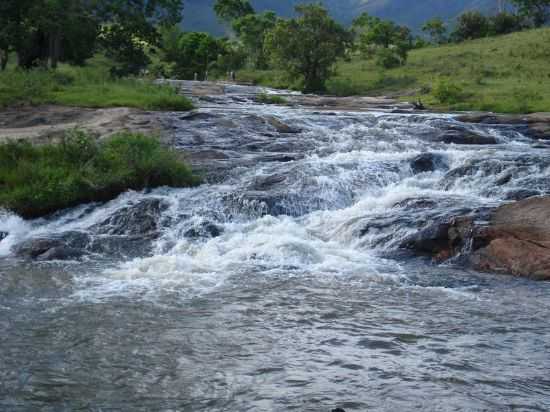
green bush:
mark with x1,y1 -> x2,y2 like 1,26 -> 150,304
255,93 -> 288,105
375,48 -> 402,69
432,79 -> 465,104
0,131 -> 200,218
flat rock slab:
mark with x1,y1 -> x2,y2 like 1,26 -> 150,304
456,112 -> 550,140
0,105 -> 165,144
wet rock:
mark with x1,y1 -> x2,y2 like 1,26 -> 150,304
250,174 -> 287,191
265,116 -> 301,134
14,231 -> 91,260
37,246 -> 85,261
505,189 -> 540,201
409,153 -> 448,174
393,198 -> 438,210
92,198 -> 168,237
456,112 -> 550,140
400,222 -> 451,255
455,113 -> 520,125
184,222 -> 223,239
437,130 -> 497,145
402,197 -> 550,280
0,232 -> 7,242
180,112 -> 217,121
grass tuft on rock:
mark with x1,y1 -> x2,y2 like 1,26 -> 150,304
255,93 -> 288,105
0,131 -> 200,218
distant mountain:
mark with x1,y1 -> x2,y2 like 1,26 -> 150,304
183,0 -> 504,35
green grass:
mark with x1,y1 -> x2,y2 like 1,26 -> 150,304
255,93 -> 288,105
0,56 -> 193,111
0,131 -> 200,218
239,28 -> 550,114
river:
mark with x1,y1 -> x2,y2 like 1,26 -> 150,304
1,84 -> 550,411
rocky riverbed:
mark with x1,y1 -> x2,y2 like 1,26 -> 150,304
1,82 -> 550,411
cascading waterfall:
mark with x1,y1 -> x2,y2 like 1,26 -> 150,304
1,86 -> 550,411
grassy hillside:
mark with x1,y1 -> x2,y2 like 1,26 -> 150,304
0,56 -> 193,111
240,28 -> 550,114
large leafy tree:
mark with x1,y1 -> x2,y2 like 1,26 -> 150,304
0,0 -> 183,72
232,11 -> 278,69
451,11 -> 490,41
510,0 -> 550,26
422,18 -> 447,44
265,4 -> 350,93
354,15 -> 413,66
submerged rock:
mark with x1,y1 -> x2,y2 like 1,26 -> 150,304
14,231 -> 91,260
505,189 -> 540,201
436,130 -> 497,145
402,196 -> 550,280
0,231 -> 7,242
184,221 -> 223,239
265,116 -> 301,134
409,153 -> 448,174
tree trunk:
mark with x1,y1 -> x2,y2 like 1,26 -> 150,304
0,50 -> 8,71
49,32 -> 62,69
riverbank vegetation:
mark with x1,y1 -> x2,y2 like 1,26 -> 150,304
239,26 -> 550,114
0,132 -> 199,218
0,0 -> 192,111
0,57 -> 193,110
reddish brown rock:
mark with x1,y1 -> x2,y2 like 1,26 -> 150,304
401,196 -> 550,280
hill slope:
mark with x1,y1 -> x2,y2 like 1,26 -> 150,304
183,0 -> 501,35
238,28 -> 550,114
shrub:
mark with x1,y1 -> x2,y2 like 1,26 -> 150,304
489,12 -> 525,36
255,93 -> 288,104
375,48 -> 402,69
0,131 -> 199,218
432,79 -> 465,104
452,11 -> 490,41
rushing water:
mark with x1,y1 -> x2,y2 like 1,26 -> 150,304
1,85 -> 550,411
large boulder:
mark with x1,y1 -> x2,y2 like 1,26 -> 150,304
401,197 -> 550,280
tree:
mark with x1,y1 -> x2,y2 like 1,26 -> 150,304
355,17 -> 413,64
452,11 -> 490,41
422,18 -> 447,44
159,28 -> 224,79
510,0 -> 550,27
264,4 -> 350,92
232,11 -> 278,69
0,0 -> 183,72
214,0 -> 254,22
489,12 -> 525,35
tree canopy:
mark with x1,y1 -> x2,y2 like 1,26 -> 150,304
214,0 -> 255,22
264,4 -> 350,92
0,0 -> 183,73
510,0 -> 550,27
